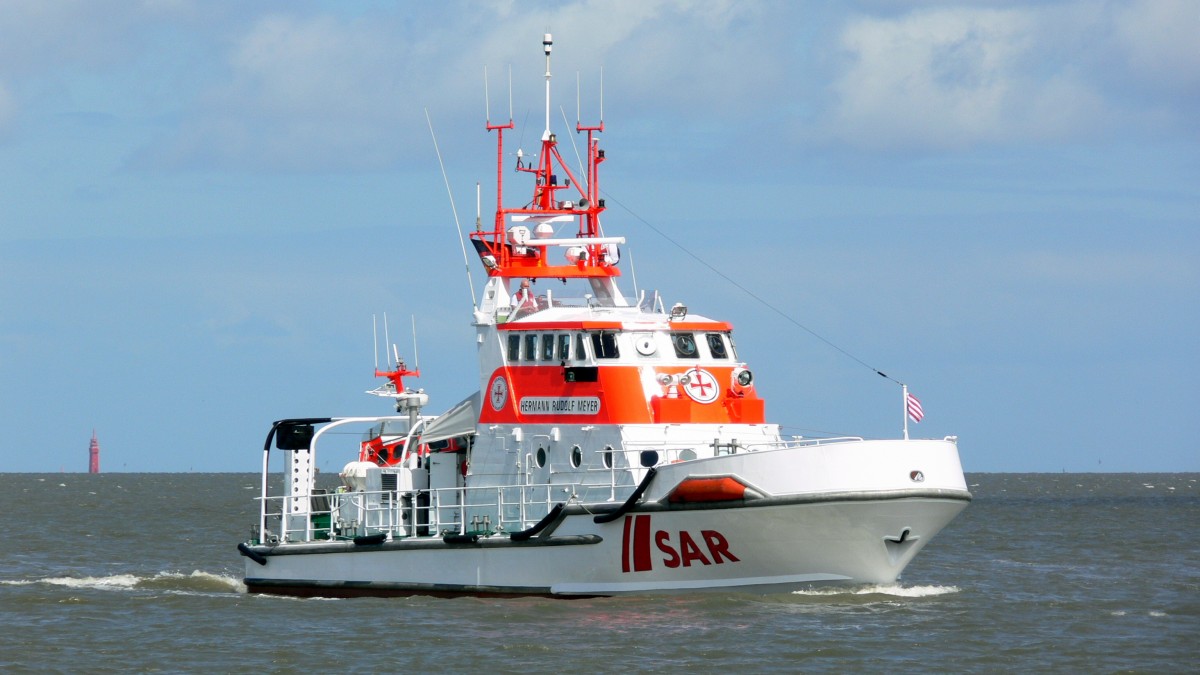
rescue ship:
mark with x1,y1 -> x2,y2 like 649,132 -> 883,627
238,35 -> 971,597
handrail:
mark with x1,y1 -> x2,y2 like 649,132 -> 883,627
259,417 -> 333,546
258,415 -> 432,544
256,480 -> 586,544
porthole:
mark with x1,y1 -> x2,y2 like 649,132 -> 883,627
634,333 -> 657,356
678,449 -> 697,461
535,447 -> 546,468
602,445 -> 614,469
640,450 -> 659,468
570,445 -> 583,468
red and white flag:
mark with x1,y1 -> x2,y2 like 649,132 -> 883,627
906,392 -> 924,423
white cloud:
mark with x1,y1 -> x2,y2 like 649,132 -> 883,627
816,2 -> 1200,152
1114,0 -> 1200,95
145,1 -> 775,171
820,6 -> 1111,151
1108,0 -> 1200,132
146,12 -> 417,170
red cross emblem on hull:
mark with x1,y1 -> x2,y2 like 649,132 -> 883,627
683,368 -> 719,404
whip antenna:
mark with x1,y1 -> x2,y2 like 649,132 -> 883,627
372,314 -> 380,370
627,248 -> 640,301
411,315 -> 420,373
600,66 -> 604,124
425,108 -> 478,308
561,105 -> 586,191
383,312 -> 393,368
542,33 -> 552,140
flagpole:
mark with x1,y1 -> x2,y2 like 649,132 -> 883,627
902,383 -> 910,441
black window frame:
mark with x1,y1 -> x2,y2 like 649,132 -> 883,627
591,331 -> 620,359
507,334 -> 521,362
706,332 -> 729,359
557,334 -> 572,361
671,332 -> 700,359
524,333 -> 538,362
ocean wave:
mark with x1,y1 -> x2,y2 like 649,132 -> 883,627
792,584 -> 959,598
1,570 -> 245,595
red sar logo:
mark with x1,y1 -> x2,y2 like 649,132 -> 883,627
621,514 -> 740,573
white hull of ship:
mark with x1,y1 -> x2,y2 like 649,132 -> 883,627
244,497 -> 968,596
244,439 -> 970,597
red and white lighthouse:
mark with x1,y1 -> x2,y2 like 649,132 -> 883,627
88,430 -> 100,474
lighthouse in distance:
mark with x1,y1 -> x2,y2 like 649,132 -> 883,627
88,430 -> 100,474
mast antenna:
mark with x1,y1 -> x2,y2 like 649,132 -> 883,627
561,105 -> 586,191
542,33 -> 552,140
628,248 -> 640,301
383,312 -> 393,368
425,108 -> 478,308
411,315 -> 420,373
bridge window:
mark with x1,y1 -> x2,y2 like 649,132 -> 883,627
557,334 -> 572,361
706,333 -> 729,359
672,332 -> 699,358
524,334 -> 538,361
591,331 -> 620,359
575,333 -> 588,361
507,334 -> 521,362
542,333 -> 556,361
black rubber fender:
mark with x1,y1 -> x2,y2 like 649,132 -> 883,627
237,542 -> 268,566
353,533 -> 387,546
511,502 -> 566,541
594,467 -> 657,524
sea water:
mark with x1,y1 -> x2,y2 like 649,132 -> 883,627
1,473 -> 1196,672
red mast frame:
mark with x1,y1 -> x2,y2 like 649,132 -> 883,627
469,36 -> 617,281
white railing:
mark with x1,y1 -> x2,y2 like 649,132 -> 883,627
254,436 -> 875,544
259,482 -> 574,544
784,436 -> 865,447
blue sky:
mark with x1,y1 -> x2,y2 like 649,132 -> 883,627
1,1 -> 1196,473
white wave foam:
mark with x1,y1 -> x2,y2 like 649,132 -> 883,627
42,574 -> 142,590
145,570 -> 246,593
3,570 -> 245,594
792,584 -> 959,598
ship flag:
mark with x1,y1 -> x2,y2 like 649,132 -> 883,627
907,392 -> 924,423
901,384 -> 924,441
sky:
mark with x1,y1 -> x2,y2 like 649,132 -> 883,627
1,0 -> 1196,473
